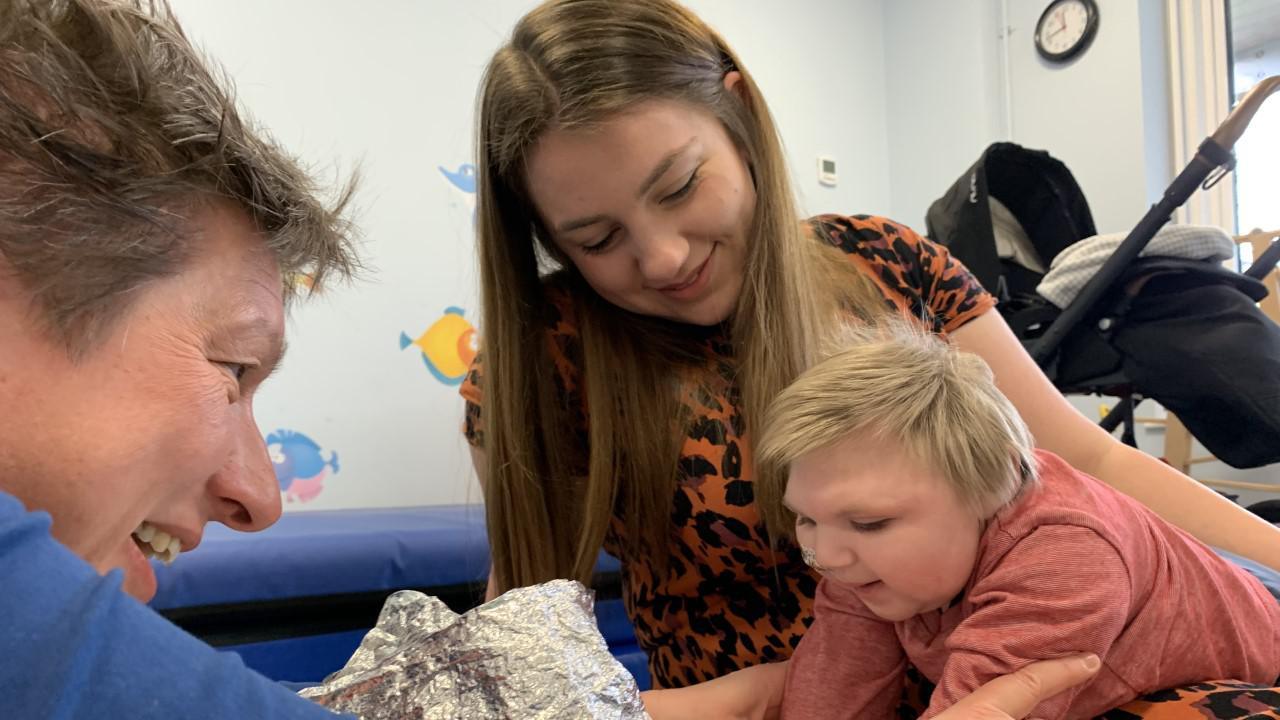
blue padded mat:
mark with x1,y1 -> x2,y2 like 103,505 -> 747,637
151,505 -> 622,609
230,629 -> 369,684
151,506 -> 494,610
221,599 -> 651,688
149,505 -> 646,688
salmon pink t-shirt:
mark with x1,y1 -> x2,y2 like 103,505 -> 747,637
783,450 -> 1280,719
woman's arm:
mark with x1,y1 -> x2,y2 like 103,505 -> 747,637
951,310 -> 1280,570
641,660 -> 787,720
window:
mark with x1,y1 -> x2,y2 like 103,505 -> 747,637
1229,0 -> 1280,237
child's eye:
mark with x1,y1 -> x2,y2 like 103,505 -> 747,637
851,519 -> 890,533
794,515 -> 814,527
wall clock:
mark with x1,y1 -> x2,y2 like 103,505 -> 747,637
1035,0 -> 1100,63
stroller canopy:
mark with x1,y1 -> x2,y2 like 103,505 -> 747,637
926,142 -> 1280,469
927,142 -> 1096,301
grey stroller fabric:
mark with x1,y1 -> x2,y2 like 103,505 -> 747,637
1038,224 -> 1236,308
991,197 -> 1047,275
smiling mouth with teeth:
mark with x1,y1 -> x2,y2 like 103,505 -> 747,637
132,521 -> 183,564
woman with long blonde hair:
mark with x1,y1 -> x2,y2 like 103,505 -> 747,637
461,0 -> 1280,712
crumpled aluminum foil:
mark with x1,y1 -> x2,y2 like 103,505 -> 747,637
299,579 -> 650,719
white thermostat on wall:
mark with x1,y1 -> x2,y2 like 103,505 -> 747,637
817,156 -> 837,187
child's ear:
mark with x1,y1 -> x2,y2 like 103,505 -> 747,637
1017,456 -> 1034,483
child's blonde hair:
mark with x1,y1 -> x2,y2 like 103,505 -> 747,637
757,321 -> 1037,532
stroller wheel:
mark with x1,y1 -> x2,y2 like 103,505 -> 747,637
1247,500 -> 1280,524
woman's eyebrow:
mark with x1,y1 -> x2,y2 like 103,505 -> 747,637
634,137 -> 696,199
555,137 -> 697,234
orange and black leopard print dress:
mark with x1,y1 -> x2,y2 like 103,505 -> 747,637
462,215 -> 1280,718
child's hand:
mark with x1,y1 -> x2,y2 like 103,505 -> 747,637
641,660 -> 786,720
936,654 -> 1101,720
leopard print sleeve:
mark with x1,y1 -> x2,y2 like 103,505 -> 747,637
459,355 -> 485,448
814,214 -> 996,333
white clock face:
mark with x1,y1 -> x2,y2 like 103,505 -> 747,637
1037,0 -> 1091,55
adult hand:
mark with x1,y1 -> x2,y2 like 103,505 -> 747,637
641,653 -> 1098,720
641,660 -> 786,720
936,654 -> 1101,720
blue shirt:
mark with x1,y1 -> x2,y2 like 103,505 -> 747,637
0,490 -> 349,720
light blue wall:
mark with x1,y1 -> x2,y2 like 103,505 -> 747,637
884,0 -> 1172,235
167,0 -> 898,510
170,1 -> 1276,511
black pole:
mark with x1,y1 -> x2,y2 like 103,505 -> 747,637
1031,138 -> 1235,366
1099,398 -> 1127,432
1119,395 -> 1137,448
1098,395 -> 1140,447
1245,236 -> 1280,280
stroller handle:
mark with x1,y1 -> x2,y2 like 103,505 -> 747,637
1213,76 -> 1280,151
1031,75 -> 1280,366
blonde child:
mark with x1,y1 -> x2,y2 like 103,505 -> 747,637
757,323 -> 1280,719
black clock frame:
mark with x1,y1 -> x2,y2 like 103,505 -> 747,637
1034,0 -> 1100,63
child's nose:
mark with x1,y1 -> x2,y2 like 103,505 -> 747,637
812,532 -> 855,572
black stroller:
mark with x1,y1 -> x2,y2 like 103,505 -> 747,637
925,76 -> 1280,474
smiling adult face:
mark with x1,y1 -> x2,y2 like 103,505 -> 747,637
525,95 -> 757,327
0,203 -> 287,602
